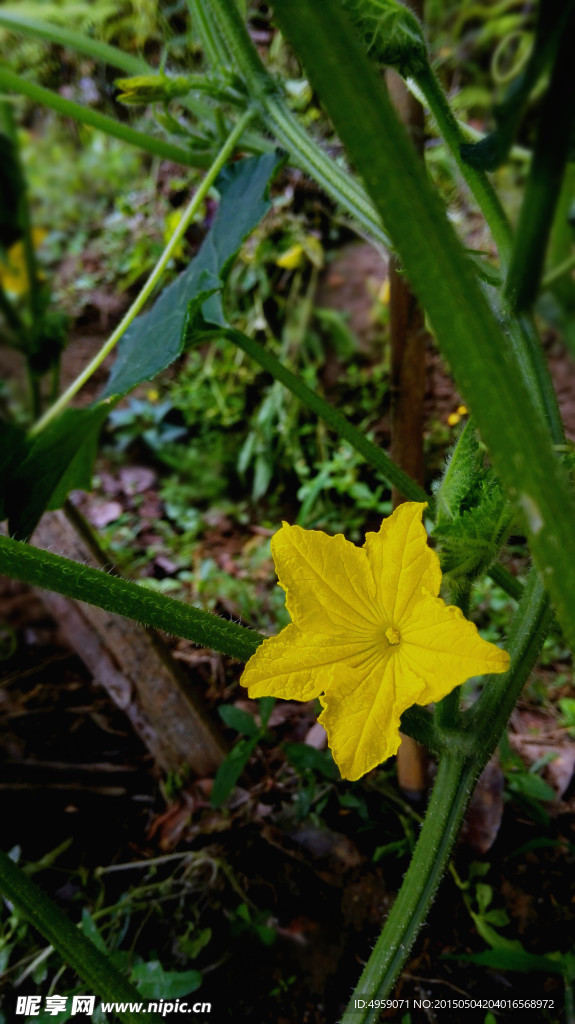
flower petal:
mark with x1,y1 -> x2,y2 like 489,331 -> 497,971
363,502 -> 441,624
271,522 -> 379,634
241,623 -> 375,702
398,592 -> 510,703
318,649 -> 428,780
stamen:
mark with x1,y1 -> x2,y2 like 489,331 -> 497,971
386,626 -> 401,646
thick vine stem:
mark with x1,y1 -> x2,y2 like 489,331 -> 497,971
342,750 -> 475,1024
0,535 -> 263,662
415,64 -> 512,269
0,850 -> 162,1024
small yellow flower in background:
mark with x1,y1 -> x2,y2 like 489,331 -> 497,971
241,503 -> 509,780
276,235 -> 324,271
447,405 -> 469,427
0,228 -> 47,296
377,277 -> 391,305
276,243 -> 305,270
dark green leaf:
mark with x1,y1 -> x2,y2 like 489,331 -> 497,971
210,736 -> 258,807
445,948 -> 566,976
284,742 -> 339,779
0,133 -> 24,250
131,961 -> 202,999
508,772 -> 556,803
218,704 -> 260,737
80,910 -> 108,954
6,406 -> 108,539
102,153 -> 282,399
259,696 -> 275,729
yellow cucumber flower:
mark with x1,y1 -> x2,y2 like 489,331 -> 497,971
241,502 -> 509,780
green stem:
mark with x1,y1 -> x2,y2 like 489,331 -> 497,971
30,109 -> 254,434
416,64 -> 512,269
222,327 -> 428,503
542,250 -> 575,290
0,535 -> 263,662
206,0 -> 392,249
0,849 -> 163,1024
0,11 -> 149,74
412,72 -> 562,440
0,66 -> 213,170
188,0 -> 231,70
488,562 -> 523,601
342,751 -> 473,1024
513,312 -> 564,444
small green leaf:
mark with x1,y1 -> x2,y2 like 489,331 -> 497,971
447,948 -> 566,976
259,696 -> 275,729
470,910 -> 522,952
284,742 -> 339,779
131,960 -> 202,999
508,772 -> 556,803
210,736 -> 258,807
80,909 -> 108,954
218,704 -> 260,737
475,882 -> 492,915
482,908 -> 510,927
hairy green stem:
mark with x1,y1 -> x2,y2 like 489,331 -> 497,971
488,562 -> 523,601
416,64 -> 512,268
188,0 -> 231,70
0,850 -> 162,1024
0,66 -> 213,169
0,535 -> 263,662
342,751 -> 474,1023
0,11 -> 149,74
30,109 -> 254,434
414,65 -> 563,441
543,251 -> 575,290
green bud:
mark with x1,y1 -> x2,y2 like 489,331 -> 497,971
115,74 -> 191,106
343,0 -> 428,78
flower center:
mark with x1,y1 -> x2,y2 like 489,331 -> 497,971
385,626 -> 401,646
